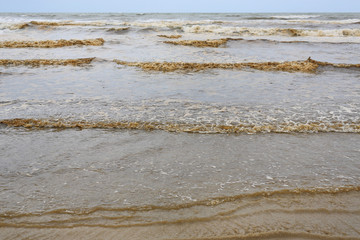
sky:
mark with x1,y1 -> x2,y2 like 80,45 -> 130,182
1,0 -> 360,13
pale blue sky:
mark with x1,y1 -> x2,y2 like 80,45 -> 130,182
1,0 -> 359,13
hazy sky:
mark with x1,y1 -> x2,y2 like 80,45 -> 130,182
1,0 -> 360,13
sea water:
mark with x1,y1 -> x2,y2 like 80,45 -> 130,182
0,13 -> 360,239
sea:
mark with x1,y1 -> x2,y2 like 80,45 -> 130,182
0,12 -> 360,239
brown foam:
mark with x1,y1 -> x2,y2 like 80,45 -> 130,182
0,58 -> 95,67
114,59 -> 319,73
0,38 -> 105,48
1,118 -> 360,133
157,34 -> 182,39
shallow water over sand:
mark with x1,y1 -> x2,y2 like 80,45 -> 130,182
1,129 -> 360,239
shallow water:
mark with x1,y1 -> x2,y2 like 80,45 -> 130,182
0,12 -> 360,239
1,129 -> 360,212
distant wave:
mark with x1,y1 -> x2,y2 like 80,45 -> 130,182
244,15 -> 321,20
3,18 -> 360,34
289,19 -> 360,24
270,15 -> 321,19
182,26 -> 360,37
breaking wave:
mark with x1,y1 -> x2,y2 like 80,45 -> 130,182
1,118 -> 360,134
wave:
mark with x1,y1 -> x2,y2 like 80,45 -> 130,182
114,58 -> 360,73
1,118 -> 360,133
1,58 -> 359,73
0,58 -> 95,67
182,26 -> 360,37
0,38 -> 104,48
